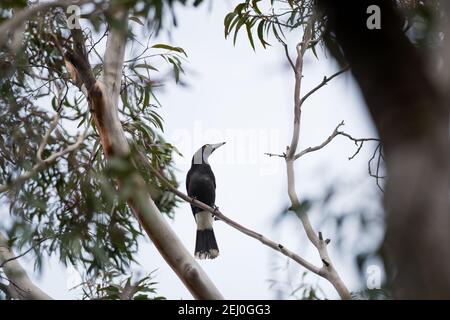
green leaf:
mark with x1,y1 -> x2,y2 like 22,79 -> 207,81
252,0 -> 262,15
257,20 -> 270,49
224,12 -> 236,37
129,16 -> 144,26
272,23 -> 285,44
233,17 -> 246,45
151,44 -> 187,57
245,22 -> 255,51
233,3 -> 247,14
311,43 -> 319,60
226,15 -> 241,39
134,64 -> 159,72
167,57 -> 180,83
143,87 -> 150,107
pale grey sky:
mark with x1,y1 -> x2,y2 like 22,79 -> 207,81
10,1 -> 384,300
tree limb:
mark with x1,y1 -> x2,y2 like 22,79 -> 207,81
0,233 -> 52,300
293,121 -> 380,160
283,19 -> 351,300
300,66 -> 350,106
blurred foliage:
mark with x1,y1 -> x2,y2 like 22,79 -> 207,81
0,0 -> 204,299
270,179 -> 387,300
267,270 -> 327,300
0,0 -> 207,32
399,0 -> 441,49
78,269 -> 165,300
224,0 -> 440,62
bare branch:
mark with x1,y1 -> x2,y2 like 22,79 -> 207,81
368,143 -> 385,192
294,121 -> 345,159
264,152 -> 286,158
293,121 -> 381,160
283,44 -> 295,71
337,132 -> 380,160
300,66 -> 350,106
282,18 -> 351,299
286,17 -> 316,159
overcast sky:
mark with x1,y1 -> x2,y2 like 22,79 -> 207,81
8,1 -> 384,300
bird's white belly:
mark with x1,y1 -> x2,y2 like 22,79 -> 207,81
195,211 -> 214,230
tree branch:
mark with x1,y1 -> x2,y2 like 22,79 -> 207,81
0,237 -> 51,269
0,233 -> 52,300
300,66 -> 350,106
282,19 -> 351,300
294,121 -> 345,159
293,121 -> 380,160
283,43 -> 295,71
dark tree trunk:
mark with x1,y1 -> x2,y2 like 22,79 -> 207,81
318,0 -> 450,298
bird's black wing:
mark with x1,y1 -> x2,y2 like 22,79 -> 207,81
186,165 -> 216,214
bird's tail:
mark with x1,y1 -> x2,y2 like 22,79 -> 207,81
195,211 -> 219,259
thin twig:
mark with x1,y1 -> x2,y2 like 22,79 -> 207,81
300,66 -> 350,106
264,152 -> 286,158
283,43 -> 295,71
368,143 -> 385,192
337,132 -> 380,160
292,121 -> 381,160
294,121 -> 344,160
0,237 -> 51,269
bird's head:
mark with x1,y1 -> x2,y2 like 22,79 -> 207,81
192,142 -> 226,165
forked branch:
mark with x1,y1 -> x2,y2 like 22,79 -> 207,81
278,18 -> 351,299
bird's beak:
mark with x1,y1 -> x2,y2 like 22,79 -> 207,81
211,142 -> 226,152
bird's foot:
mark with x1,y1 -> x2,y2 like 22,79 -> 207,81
212,205 -> 220,220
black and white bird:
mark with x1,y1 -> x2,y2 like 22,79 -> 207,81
186,142 -> 225,259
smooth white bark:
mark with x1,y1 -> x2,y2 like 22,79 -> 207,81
92,9 -> 223,300
0,233 -> 52,300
